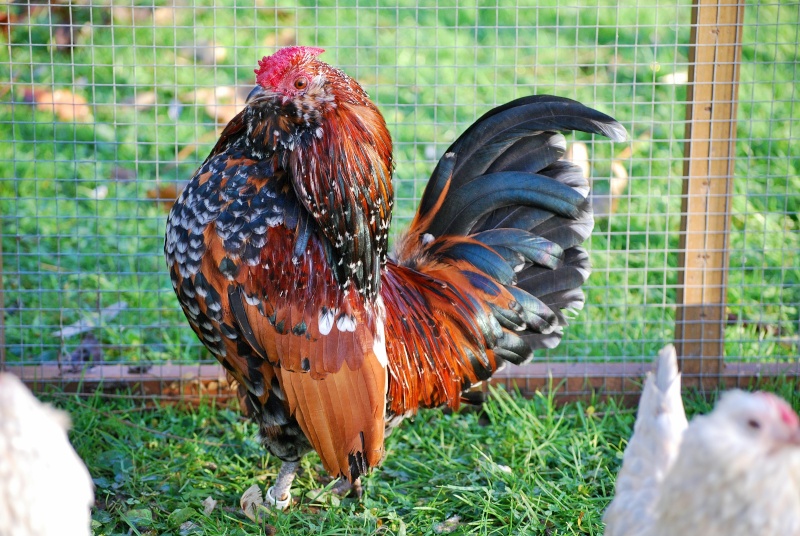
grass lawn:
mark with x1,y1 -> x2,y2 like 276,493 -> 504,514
58,387 -> 675,536
54,379 -> 798,536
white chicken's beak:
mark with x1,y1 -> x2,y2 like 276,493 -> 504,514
770,422 -> 800,449
787,427 -> 800,447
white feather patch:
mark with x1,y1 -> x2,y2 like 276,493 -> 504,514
373,297 -> 388,368
336,314 -> 357,333
318,308 -> 336,336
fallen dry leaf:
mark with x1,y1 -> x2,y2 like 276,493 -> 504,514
64,333 -> 104,373
110,166 -> 137,182
89,184 -> 108,200
568,139 -> 634,219
53,301 -> 128,338
147,182 -> 187,212
565,142 -> 590,179
590,193 -> 614,219
263,28 -> 297,48
727,312 -> 787,338
124,91 -> 158,112
26,88 -> 93,122
127,363 -> 153,374
53,24 -> 74,50
153,6 -> 176,25
179,521 -> 199,536
611,160 -> 629,185
660,71 -> 689,85
304,488 -> 341,507
592,159 -> 630,217
190,86 -> 251,124
170,129 -> 223,166
39,262 -> 65,273
433,515 -> 461,534
615,144 -> 633,161
0,9 -> 18,39
496,464 -> 513,474
111,6 -> 154,24
240,484 -> 264,522
179,40 -> 227,65
202,496 -> 217,515
168,98 -> 182,120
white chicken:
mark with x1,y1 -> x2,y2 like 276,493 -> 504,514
604,345 -> 800,536
0,373 -> 94,536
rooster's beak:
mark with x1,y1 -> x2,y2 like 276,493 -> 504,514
246,86 -> 265,104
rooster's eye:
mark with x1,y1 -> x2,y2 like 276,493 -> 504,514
747,419 -> 761,430
294,77 -> 308,90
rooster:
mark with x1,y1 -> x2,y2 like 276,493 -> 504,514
165,46 -> 626,507
604,345 -> 800,536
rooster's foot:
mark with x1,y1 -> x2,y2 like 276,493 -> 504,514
265,460 -> 300,510
331,477 -> 362,499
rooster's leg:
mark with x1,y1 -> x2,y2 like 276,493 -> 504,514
266,461 -> 300,510
331,477 -> 362,498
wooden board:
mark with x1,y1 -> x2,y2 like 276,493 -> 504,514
676,0 -> 746,388
8,361 -> 800,407
7,363 -> 236,405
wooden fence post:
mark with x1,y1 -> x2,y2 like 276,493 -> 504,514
676,0 -> 745,389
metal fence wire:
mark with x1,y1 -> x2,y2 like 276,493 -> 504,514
1,0 -> 798,400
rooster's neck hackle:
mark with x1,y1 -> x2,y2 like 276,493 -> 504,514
289,92 -> 394,301
243,50 -> 395,301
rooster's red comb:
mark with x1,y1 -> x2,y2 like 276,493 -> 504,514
255,46 -> 325,88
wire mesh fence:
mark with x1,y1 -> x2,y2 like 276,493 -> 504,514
1,0 -> 797,399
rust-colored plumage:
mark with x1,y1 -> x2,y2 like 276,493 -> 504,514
165,46 -> 626,502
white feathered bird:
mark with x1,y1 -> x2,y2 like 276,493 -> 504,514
0,373 -> 94,536
604,345 -> 800,536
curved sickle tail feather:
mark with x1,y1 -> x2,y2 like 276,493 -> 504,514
384,95 -> 627,416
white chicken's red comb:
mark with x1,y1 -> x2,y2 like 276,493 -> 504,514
255,46 -> 325,88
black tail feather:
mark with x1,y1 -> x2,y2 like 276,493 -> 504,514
485,132 -> 567,175
394,93 -> 625,383
425,171 -> 589,238
419,95 -> 626,222
472,229 -> 564,271
516,247 -> 591,299
431,241 -> 516,286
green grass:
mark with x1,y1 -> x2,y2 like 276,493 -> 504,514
59,387 -> 666,535
50,380 -> 798,536
1,0 -> 798,365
